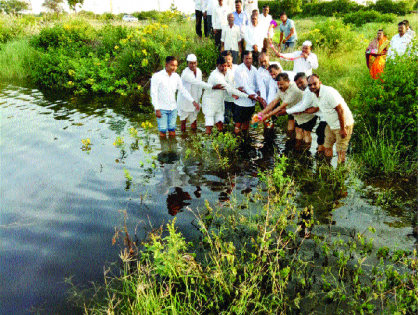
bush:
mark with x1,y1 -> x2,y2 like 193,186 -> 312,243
259,0 -> 303,16
343,10 -> 396,26
132,10 -> 161,21
369,0 -> 415,15
299,18 -> 362,51
301,0 -> 364,17
351,48 -> 418,176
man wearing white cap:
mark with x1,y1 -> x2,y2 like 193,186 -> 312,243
270,41 -> 318,77
177,54 -> 224,132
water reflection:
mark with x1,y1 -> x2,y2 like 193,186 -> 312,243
167,187 -> 192,216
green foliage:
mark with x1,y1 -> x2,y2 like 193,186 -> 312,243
299,18 -> 362,51
67,0 -> 83,11
132,10 -> 161,21
258,0 -> 303,16
42,0 -> 63,13
0,39 -> 38,81
351,50 -> 418,177
343,10 -> 396,27
0,0 -> 28,14
370,0 -> 415,15
301,0 -> 364,17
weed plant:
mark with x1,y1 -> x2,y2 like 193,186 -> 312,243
71,157 -> 418,314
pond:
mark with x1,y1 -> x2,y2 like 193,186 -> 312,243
0,84 -> 416,315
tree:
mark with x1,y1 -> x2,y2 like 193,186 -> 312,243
67,0 -> 83,11
42,0 -> 63,13
0,0 -> 29,14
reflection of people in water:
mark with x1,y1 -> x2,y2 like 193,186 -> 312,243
157,136 -> 179,164
167,187 -> 192,216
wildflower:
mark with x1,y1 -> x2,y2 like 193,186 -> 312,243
141,59 -> 149,67
68,70 -> 75,76
114,45 -> 119,50
142,49 -> 147,56
68,81 -> 74,86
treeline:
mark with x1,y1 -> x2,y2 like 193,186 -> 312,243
259,0 -> 417,17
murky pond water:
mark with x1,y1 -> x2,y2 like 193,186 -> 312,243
1,84 -> 416,315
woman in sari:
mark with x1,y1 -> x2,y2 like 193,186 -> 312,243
365,29 -> 390,80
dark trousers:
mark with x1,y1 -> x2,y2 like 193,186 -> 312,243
195,10 -> 209,38
316,121 -> 327,146
252,50 -> 260,67
206,15 -> 213,37
224,101 -> 234,124
214,29 -> 222,50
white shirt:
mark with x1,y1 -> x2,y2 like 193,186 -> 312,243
387,33 -> 413,59
226,0 -> 235,12
222,24 -> 242,51
257,67 -> 272,102
225,64 -> 239,102
205,0 -> 217,15
177,67 -> 212,112
194,0 -> 206,11
202,68 -> 248,115
281,51 -> 319,76
243,0 -> 258,17
310,85 -> 354,130
244,24 -> 265,52
212,4 -> 229,29
286,87 -> 325,122
284,87 -> 316,125
151,69 -> 194,111
267,79 -> 278,104
258,13 -> 273,38
234,63 -> 259,107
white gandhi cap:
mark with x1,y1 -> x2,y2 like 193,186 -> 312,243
302,41 -> 312,47
186,54 -> 197,62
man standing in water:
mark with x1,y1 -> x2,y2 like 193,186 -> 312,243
151,56 -> 198,138
177,54 -> 224,132
305,74 -> 354,164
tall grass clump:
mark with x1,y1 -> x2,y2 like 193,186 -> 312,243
70,157 -> 418,314
351,49 -> 418,178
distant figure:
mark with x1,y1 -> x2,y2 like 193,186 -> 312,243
387,21 -> 413,59
204,0 -> 218,36
177,54 -> 224,132
194,0 -> 208,38
305,74 -> 354,164
224,51 -> 239,123
221,13 -> 242,63
151,56 -> 197,138
233,0 -> 250,59
271,40 -> 318,77
243,14 -> 265,66
278,12 -> 297,52
212,0 -> 229,50
258,5 -> 273,52
365,29 -> 389,80
243,0 -> 258,17
402,20 -> 415,37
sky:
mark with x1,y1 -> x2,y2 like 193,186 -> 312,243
28,0 -> 196,14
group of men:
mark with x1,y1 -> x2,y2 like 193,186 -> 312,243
151,31 -> 354,163
195,1 -> 298,66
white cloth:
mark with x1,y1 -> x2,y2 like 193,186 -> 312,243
243,0 -> 258,17
225,64 -> 239,102
205,0 -> 217,15
221,24 -> 242,51
286,87 -> 325,121
244,24 -> 265,52
280,51 -> 319,76
177,67 -> 212,113
194,0 -> 206,11
226,0 -> 235,12
202,68 -> 248,118
284,87 -> 315,125
387,33 -> 413,59
406,29 -> 415,37
234,63 -> 259,107
309,85 -> 354,130
257,66 -> 272,102
212,4 -> 229,29
267,79 -> 278,104
178,109 -> 199,122
151,69 -> 194,111
258,13 -> 273,38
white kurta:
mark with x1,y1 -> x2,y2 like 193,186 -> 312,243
280,51 -> 319,77
212,4 -> 229,30
177,67 -> 212,113
202,69 -> 248,117
225,64 -> 239,102
256,67 -> 272,102
387,33 -> 413,59
234,63 -> 259,107
244,24 -> 265,52
243,0 -> 258,17
286,87 -> 325,122
258,13 -> 273,38
221,24 -> 242,51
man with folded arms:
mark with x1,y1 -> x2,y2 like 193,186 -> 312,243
221,13 -> 242,64
151,56 -> 198,138
177,54 -> 224,132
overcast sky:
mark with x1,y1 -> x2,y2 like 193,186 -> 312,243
29,0 -> 196,14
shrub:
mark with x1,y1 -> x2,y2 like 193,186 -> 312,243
351,48 -> 418,176
299,18 -> 362,51
301,0 -> 364,17
369,0 -> 415,15
132,10 -> 161,21
343,10 -> 396,27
